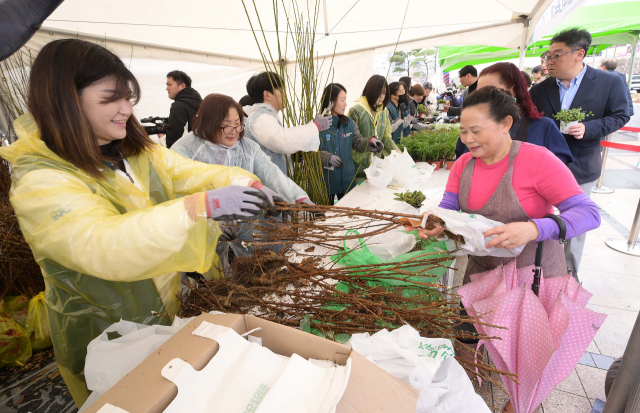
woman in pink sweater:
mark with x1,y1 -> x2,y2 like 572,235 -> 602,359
410,86 -> 600,283
408,85 -> 601,413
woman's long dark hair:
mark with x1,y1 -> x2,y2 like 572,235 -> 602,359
361,75 -> 390,110
479,62 -> 542,120
320,83 -> 349,126
28,39 -> 154,179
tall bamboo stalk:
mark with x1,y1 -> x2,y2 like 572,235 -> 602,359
242,0 -> 333,205
0,48 -> 32,139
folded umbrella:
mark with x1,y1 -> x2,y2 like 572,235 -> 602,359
458,223 -> 607,413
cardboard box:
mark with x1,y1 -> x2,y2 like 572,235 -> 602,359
83,313 -> 419,413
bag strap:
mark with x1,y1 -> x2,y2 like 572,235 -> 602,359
543,214 -> 567,244
342,230 -> 369,253
533,214 -> 566,296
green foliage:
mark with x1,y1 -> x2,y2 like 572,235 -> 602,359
389,48 -> 436,77
394,190 -> 427,208
416,104 -> 429,114
399,125 -> 460,161
553,107 -> 593,122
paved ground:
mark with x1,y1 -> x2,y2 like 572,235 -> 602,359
428,125 -> 640,413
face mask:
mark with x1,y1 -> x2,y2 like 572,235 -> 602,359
398,94 -> 408,104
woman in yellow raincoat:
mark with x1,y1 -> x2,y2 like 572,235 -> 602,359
348,75 -> 399,177
0,39 -> 288,408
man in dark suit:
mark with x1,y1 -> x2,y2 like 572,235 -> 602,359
599,58 -> 634,116
530,28 -> 631,281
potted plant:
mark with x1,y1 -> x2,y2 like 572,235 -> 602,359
427,141 -> 444,170
437,98 -> 446,111
553,108 -> 593,134
444,138 -> 456,170
416,104 -> 429,119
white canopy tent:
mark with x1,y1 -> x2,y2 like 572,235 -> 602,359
24,0 -> 554,117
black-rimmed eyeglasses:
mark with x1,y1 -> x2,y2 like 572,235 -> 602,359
542,49 -> 581,63
221,125 -> 244,134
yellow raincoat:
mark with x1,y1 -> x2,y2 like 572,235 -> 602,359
0,114 -> 259,407
348,96 -> 398,177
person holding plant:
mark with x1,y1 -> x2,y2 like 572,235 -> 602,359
386,82 -> 409,143
407,85 -> 428,131
349,75 -> 399,177
0,39 -> 290,407
530,28 -> 631,280
318,83 -> 384,203
243,71 -> 333,174
405,87 -> 601,412
454,62 -> 573,164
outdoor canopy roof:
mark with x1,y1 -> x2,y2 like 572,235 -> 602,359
439,0 -> 640,73
19,0 -> 555,116
35,0 -> 553,64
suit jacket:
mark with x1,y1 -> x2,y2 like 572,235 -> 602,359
611,70 -> 635,116
529,65 -> 631,184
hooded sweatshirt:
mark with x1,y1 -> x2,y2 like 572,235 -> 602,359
166,87 -> 202,148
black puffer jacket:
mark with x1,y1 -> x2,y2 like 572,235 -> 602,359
166,87 -> 202,148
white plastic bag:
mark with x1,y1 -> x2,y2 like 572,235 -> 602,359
420,205 -> 526,258
348,325 -> 490,413
366,230 -> 417,260
161,321 -> 351,413
81,316 -> 195,412
364,155 -> 394,188
385,149 -> 435,189
364,150 -> 435,190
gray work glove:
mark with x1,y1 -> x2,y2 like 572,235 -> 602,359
391,117 -> 404,132
205,186 -> 269,221
368,138 -> 384,154
328,155 -> 344,168
403,116 -> 413,128
313,115 -> 333,131
295,197 -> 315,205
410,117 -> 420,124
251,183 -> 293,222
412,123 -> 427,131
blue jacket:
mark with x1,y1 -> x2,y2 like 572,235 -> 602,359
530,65 -> 631,184
387,102 -> 403,143
455,116 -> 574,164
398,101 -> 412,138
612,70 -> 635,116
320,116 -> 368,195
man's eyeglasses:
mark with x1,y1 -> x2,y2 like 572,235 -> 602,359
221,124 -> 244,134
542,49 -> 580,63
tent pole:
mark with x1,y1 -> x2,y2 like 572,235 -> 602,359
435,46 -> 442,90
629,33 -> 639,90
322,0 -> 329,36
518,21 -> 530,69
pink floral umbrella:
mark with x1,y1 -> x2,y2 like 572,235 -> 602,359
458,260 -> 607,413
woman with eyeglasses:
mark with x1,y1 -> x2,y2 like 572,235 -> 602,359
172,94 -> 310,264
173,93 -> 309,206
454,62 -> 573,164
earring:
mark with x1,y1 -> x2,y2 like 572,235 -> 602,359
514,97 -> 517,102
